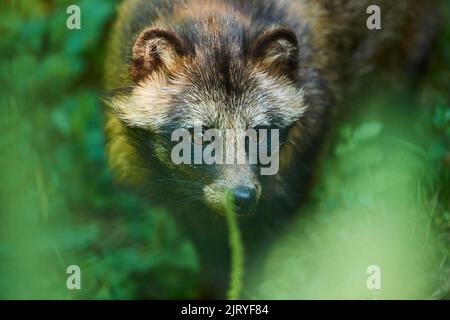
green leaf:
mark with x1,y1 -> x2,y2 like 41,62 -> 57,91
352,122 -> 384,143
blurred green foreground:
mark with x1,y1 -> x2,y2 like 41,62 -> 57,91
0,0 -> 448,299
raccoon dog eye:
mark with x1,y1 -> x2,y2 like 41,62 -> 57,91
254,125 -> 271,142
188,126 -> 209,146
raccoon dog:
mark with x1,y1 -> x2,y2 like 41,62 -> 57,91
105,0 -> 440,297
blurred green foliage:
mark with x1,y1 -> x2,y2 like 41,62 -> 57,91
0,0 -> 198,299
250,88 -> 449,299
0,0 -> 448,299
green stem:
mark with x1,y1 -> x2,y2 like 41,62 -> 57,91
225,191 -> 245,300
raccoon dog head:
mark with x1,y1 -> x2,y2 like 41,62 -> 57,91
109,24 -> 309,215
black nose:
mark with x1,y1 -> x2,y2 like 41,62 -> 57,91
232,186 -> 257,215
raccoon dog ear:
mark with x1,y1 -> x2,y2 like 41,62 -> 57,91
251,27 -> 299,78
131,27 -> 187,82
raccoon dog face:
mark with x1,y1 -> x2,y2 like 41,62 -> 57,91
109,25 -> 309,215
